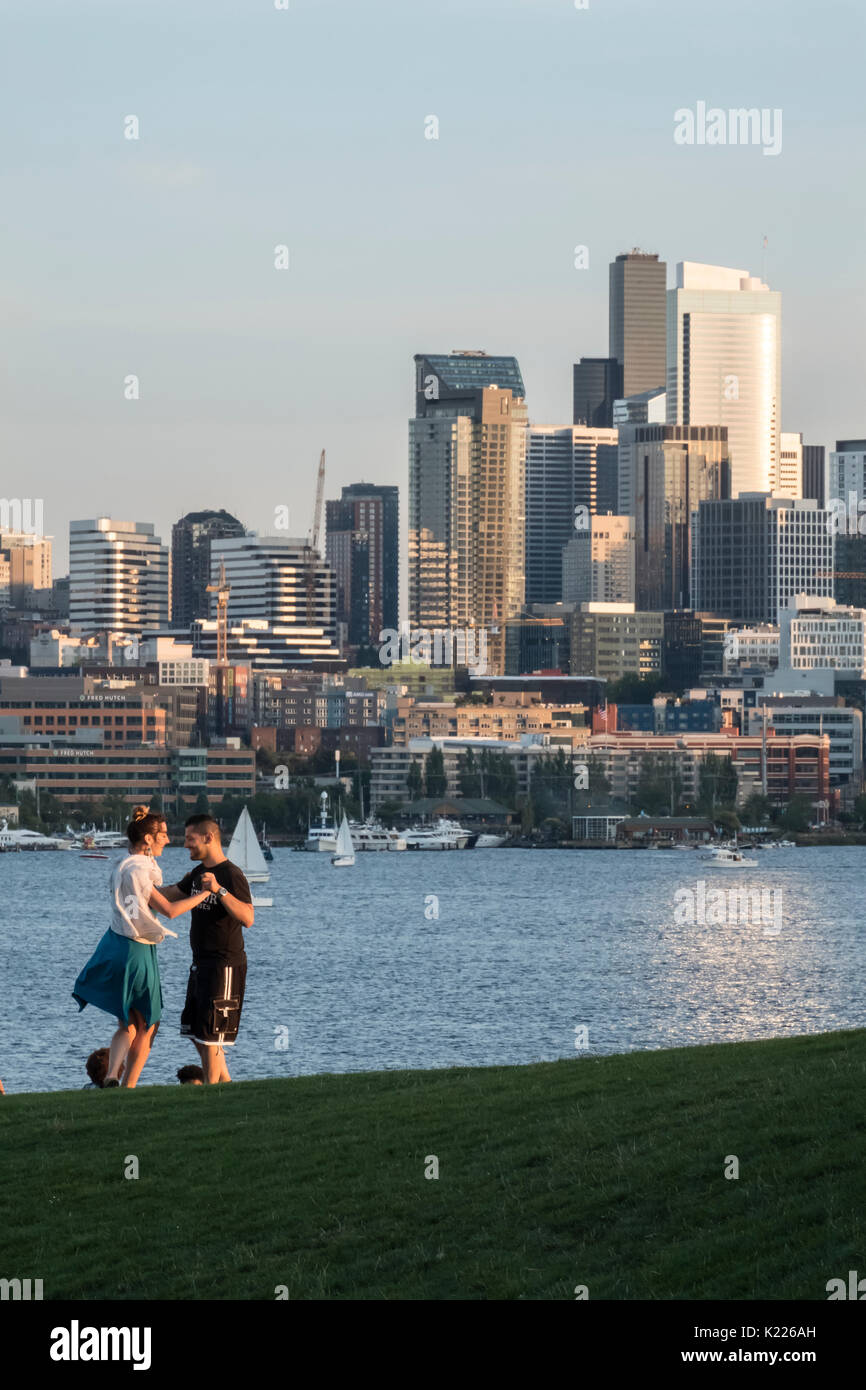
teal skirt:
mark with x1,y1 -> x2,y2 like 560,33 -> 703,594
73,929 -> 163,1028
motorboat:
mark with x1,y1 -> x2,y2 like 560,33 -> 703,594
0,820 -> 71,852
304,793 -> 337,853
348,820 -> 407,851
704,846 -> 759,868
473,833 -> 505,849
403,818 -> 472,850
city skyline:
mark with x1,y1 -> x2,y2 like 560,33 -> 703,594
3,0 -> 863,577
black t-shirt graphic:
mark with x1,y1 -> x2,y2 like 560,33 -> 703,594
177,859 -> 252,963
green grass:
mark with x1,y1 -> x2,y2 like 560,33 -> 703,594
2,1031 -> 865,1300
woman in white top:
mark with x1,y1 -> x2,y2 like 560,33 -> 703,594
73,806 -> 216,1088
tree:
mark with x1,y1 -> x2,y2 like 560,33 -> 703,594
741,792 -> 771,827
149,791 -> 164,814
406,759 -> 424,801
715,809 -> 741,835
17,789 -> 40,830
479,749 -> 517,808
377,799 -> 403,824
634,753 -> 674,816
193,791 -> 211,815
697,753 -> 737,816
853,792 -> 866,827
528,748 -> 572,822
605,673 -> 667,704
779,795 -> 810,832
425,746 -> 447,798
457,747 -> 482,799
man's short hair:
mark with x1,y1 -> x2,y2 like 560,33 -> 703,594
184,814 -> 221,839
86,1048 -> 109,1086
177,1065 -> 205,1084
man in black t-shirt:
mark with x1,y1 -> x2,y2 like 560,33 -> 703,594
162,814 -> 254,1085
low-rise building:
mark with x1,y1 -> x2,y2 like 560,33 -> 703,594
390,690 -> 587,747
570,604 -> 664,680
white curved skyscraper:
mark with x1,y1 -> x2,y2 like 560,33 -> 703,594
667,262 -> 781,498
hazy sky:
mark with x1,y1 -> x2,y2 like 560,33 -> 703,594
2,0 -> 864,582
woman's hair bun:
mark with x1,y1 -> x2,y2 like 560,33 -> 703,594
131,805 -> 150,822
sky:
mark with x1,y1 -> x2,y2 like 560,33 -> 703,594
2,0 -> 864,591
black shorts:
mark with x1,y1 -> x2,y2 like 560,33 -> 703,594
180,958 -> 247,1047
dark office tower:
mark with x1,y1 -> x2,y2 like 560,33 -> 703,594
662,611 -> 703,689
572,357 -> 622,428
620,425 -> 730,611
325,484 -> 398,646
802,445 -> 826,504
171,510 -> 245,627
609,250 -> 667,399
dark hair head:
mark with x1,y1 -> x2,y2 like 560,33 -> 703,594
177,1065 -> 205,1084
127,804 -> 164,846
184,814 -> 221,839
86,1048 -> 109,1086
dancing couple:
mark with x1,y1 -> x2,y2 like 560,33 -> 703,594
73,806 -> 254,1087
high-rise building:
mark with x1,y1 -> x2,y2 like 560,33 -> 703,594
325,483 -> 398,648
69,518 -> 169,635
826,441 -> 866,607
609,250 -> 667,398
618,424 -> 730,610
572,357 -> 622,429
691,495 -> 833,624
171,510 -> 246,628
802,444 -> 826,505
526,426 -> 619,604
210,534 -> 336,641
409,351 -> 528,673
667,262 -> 781,497
827,439 -> 866,509
0,530 -> 52,604
612,388 -> 666,428
775,432 -> 803,498
562,515 -> 635,605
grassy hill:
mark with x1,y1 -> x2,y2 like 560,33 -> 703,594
2,1030 -> 864,1300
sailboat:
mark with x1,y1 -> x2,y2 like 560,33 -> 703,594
259,822 -> 274,861
331,814 -> 355,867
228,806 -> 273,906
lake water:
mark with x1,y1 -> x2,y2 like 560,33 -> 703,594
0,845 -> 862,1094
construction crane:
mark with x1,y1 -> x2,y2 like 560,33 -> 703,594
304,449 -> 325,626
206,559 -> 230,665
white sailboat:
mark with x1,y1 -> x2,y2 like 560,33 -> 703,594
331,814 -> 355,867
228,806 -> 273,906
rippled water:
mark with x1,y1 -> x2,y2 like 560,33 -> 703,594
0,845 -> 862,1094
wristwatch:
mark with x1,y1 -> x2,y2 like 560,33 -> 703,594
217,887 -> 228,899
